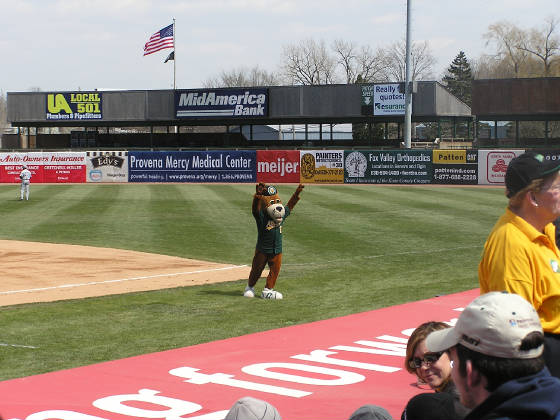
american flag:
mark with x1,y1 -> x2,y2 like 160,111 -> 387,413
143,24 -> 174,56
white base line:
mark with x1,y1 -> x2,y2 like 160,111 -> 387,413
0,264 -> 248,295
0,342 -> 38,349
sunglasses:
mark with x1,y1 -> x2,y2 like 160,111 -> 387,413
408,352 -> 444,369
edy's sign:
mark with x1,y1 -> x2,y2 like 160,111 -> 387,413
175,88 -> 268,118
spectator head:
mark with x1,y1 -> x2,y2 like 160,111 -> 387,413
426,292 -> 545,408
224,397 -> 281,420
405,321 -> 452,391
505,152 -> 560,208
348,404 -> 392,420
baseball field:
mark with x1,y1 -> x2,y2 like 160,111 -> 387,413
0,183 -> 504,381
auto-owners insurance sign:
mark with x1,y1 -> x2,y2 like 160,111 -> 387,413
175,88 -> 268,118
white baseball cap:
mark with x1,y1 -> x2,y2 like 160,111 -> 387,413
426,292 -> 543,359
224,397 -> 281,420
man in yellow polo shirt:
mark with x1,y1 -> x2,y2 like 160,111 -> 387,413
479,152 -> 560,378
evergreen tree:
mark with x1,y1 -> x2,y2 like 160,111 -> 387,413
442,51 -> 473,106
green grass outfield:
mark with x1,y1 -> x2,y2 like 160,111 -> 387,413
0,183 -> 504,380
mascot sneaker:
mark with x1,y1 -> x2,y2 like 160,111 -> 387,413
243,286 -> 255,298
261,288 -> 283,300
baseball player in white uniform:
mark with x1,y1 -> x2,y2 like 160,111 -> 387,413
19,164 -> 32,201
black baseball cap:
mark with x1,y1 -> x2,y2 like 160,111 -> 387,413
505,152 -> 560,198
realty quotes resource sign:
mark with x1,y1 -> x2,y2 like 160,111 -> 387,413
373,84 -> 405,116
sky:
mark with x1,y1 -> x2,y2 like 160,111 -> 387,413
1,0 -> 558,93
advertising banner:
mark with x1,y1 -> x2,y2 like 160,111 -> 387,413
361,84 -> 374,106
128,150 -> 256,183
257,150 -> 300,184
0,152 -> 86,183
175,88 -> 268,118
86,151 -> 128,183
344,150 -> 432,184
42,152 -> 87,183
46,92 -> 102,121
432,149 -> 478,185
373,84 -> 405,116
478,149 -> 524,185
0,153 -> 40,183
299,150 -> 344,184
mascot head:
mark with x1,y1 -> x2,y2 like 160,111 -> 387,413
260,185 -> 285,225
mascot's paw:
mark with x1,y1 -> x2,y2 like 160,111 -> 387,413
243,286 -> 255,298
262,288 -> 283,300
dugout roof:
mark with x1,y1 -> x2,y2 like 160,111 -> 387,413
7,81 -> 472,129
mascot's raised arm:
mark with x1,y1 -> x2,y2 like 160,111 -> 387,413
244,183 -> 304,299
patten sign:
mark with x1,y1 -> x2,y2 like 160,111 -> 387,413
432,150 -> 478,185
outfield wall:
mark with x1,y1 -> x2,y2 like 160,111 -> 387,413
1,149 -> 559,186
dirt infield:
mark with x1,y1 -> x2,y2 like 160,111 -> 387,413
0,240 -> 252,306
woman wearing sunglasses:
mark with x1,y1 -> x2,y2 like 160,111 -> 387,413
401,321 -> 469,419
405,321 -> 454,392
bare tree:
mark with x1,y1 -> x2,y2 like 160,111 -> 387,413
332,39 -> 386,83
202,66 -> 280,88
280,38 -> 339,85
481,17 -> 560,78
332,39 -> 357,83
517,16 -> 560,76
483,21 -> 531,77
381,40 -> 436,81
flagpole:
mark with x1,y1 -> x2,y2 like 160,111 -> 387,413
173,18 -> 176,90
173,18 -> 177,135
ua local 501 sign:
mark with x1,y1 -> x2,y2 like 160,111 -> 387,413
46,92 -> 102,120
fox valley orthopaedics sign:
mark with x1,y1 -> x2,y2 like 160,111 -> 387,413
46,92 -> 102,120
373,84 -> 405,116
175,88 -> 268,118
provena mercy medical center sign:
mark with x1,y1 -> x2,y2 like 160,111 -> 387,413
175,88 -> 268,118
373,84 -> 405,116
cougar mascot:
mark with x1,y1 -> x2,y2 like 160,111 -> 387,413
244,182 -> 304,299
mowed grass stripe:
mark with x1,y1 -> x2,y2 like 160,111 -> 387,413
286,186 -> 494,265
26,185 -> 131,247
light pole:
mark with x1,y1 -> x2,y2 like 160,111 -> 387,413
404,0 -> 412,149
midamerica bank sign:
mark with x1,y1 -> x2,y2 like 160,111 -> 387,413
175,88 -> 268,118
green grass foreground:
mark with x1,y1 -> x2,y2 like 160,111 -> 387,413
0,183 -> 504,380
